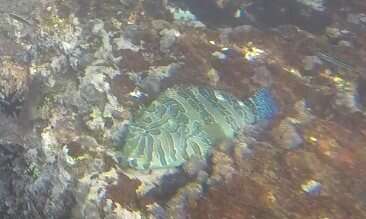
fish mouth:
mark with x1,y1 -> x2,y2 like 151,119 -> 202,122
126,157 -> 151,170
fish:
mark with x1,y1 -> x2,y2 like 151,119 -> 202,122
120,86 -> 278,170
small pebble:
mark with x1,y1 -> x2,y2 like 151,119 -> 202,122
212,51 -> 227,60
326,27 -> 341,39
207,68 -> 220,86
273,119 -> 303,149
301,180 -> 321,196
129,88 -> 146,100
338,40 -> 352,48
360,14 -> 366,23
303,56 -> 322,71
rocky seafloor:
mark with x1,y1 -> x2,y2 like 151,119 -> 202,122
1,0 -> 366,218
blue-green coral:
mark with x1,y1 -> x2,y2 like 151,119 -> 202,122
120,86 -> 277,170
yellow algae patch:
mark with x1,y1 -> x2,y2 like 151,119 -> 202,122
0,58 -> 28,96
308,136 -> 318,143
42,13 -> 73,36
320,70 -> 353,91
112,202 -> 143,219
241,42 -> 265,61
283,66 -> 303,78
266,191 -> 276,203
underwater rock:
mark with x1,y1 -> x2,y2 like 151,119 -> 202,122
182,157 -> 208,178
79,61 -> 123,132
0,1 -> 37,45
91,20 -> 115,61
0,112 -> 24,144
151,19 -> 171,32
214,138 -> 236,154
337,40 -> 353,48
106,206 -> 143,219
113,36 -> 141,52
86,107 -> 106,131
218,25 -> 253,44
80,83 -> 107,110
139,76 -> 162,96
272,118 -> 303,149
208,150 -> 236,185
111,121 -> 130,146
246,0 -> 331,33
143,170 -> 189,204
212,51 -> 227,60
155,63 -> 180,78
302,56 -> 323,72
292,100 -> 314,124
296,0 -> 326,12
333,77 -> 360,112
159,28 -> 180,53
146,203 -> 166,219
50,55 -> 69,74
326,27 -> 342,39
233,141 -> 254,160
104,172 -> 141,211
0,59 -> 29,116
141,63 -> 180,81
133,63 -> 180,96
122,24 -> 147,46
72,167 -> 121,219
4,114 -> 77,218
356,77 -> 366,110
0,143 -> 29,217
252,65 -> 273,87
0,140 -> 66,219
166,182 -> 203,219
143,0 -> 168,18
347,13 -> 366,26
207,68 -> 220,86
27,161 -> 75,219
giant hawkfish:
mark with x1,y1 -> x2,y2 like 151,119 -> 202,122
120,86 -> 278,170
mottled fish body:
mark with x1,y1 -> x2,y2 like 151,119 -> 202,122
121,86 -> 277,170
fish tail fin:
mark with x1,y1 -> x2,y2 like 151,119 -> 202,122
249,88 -> 278,121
